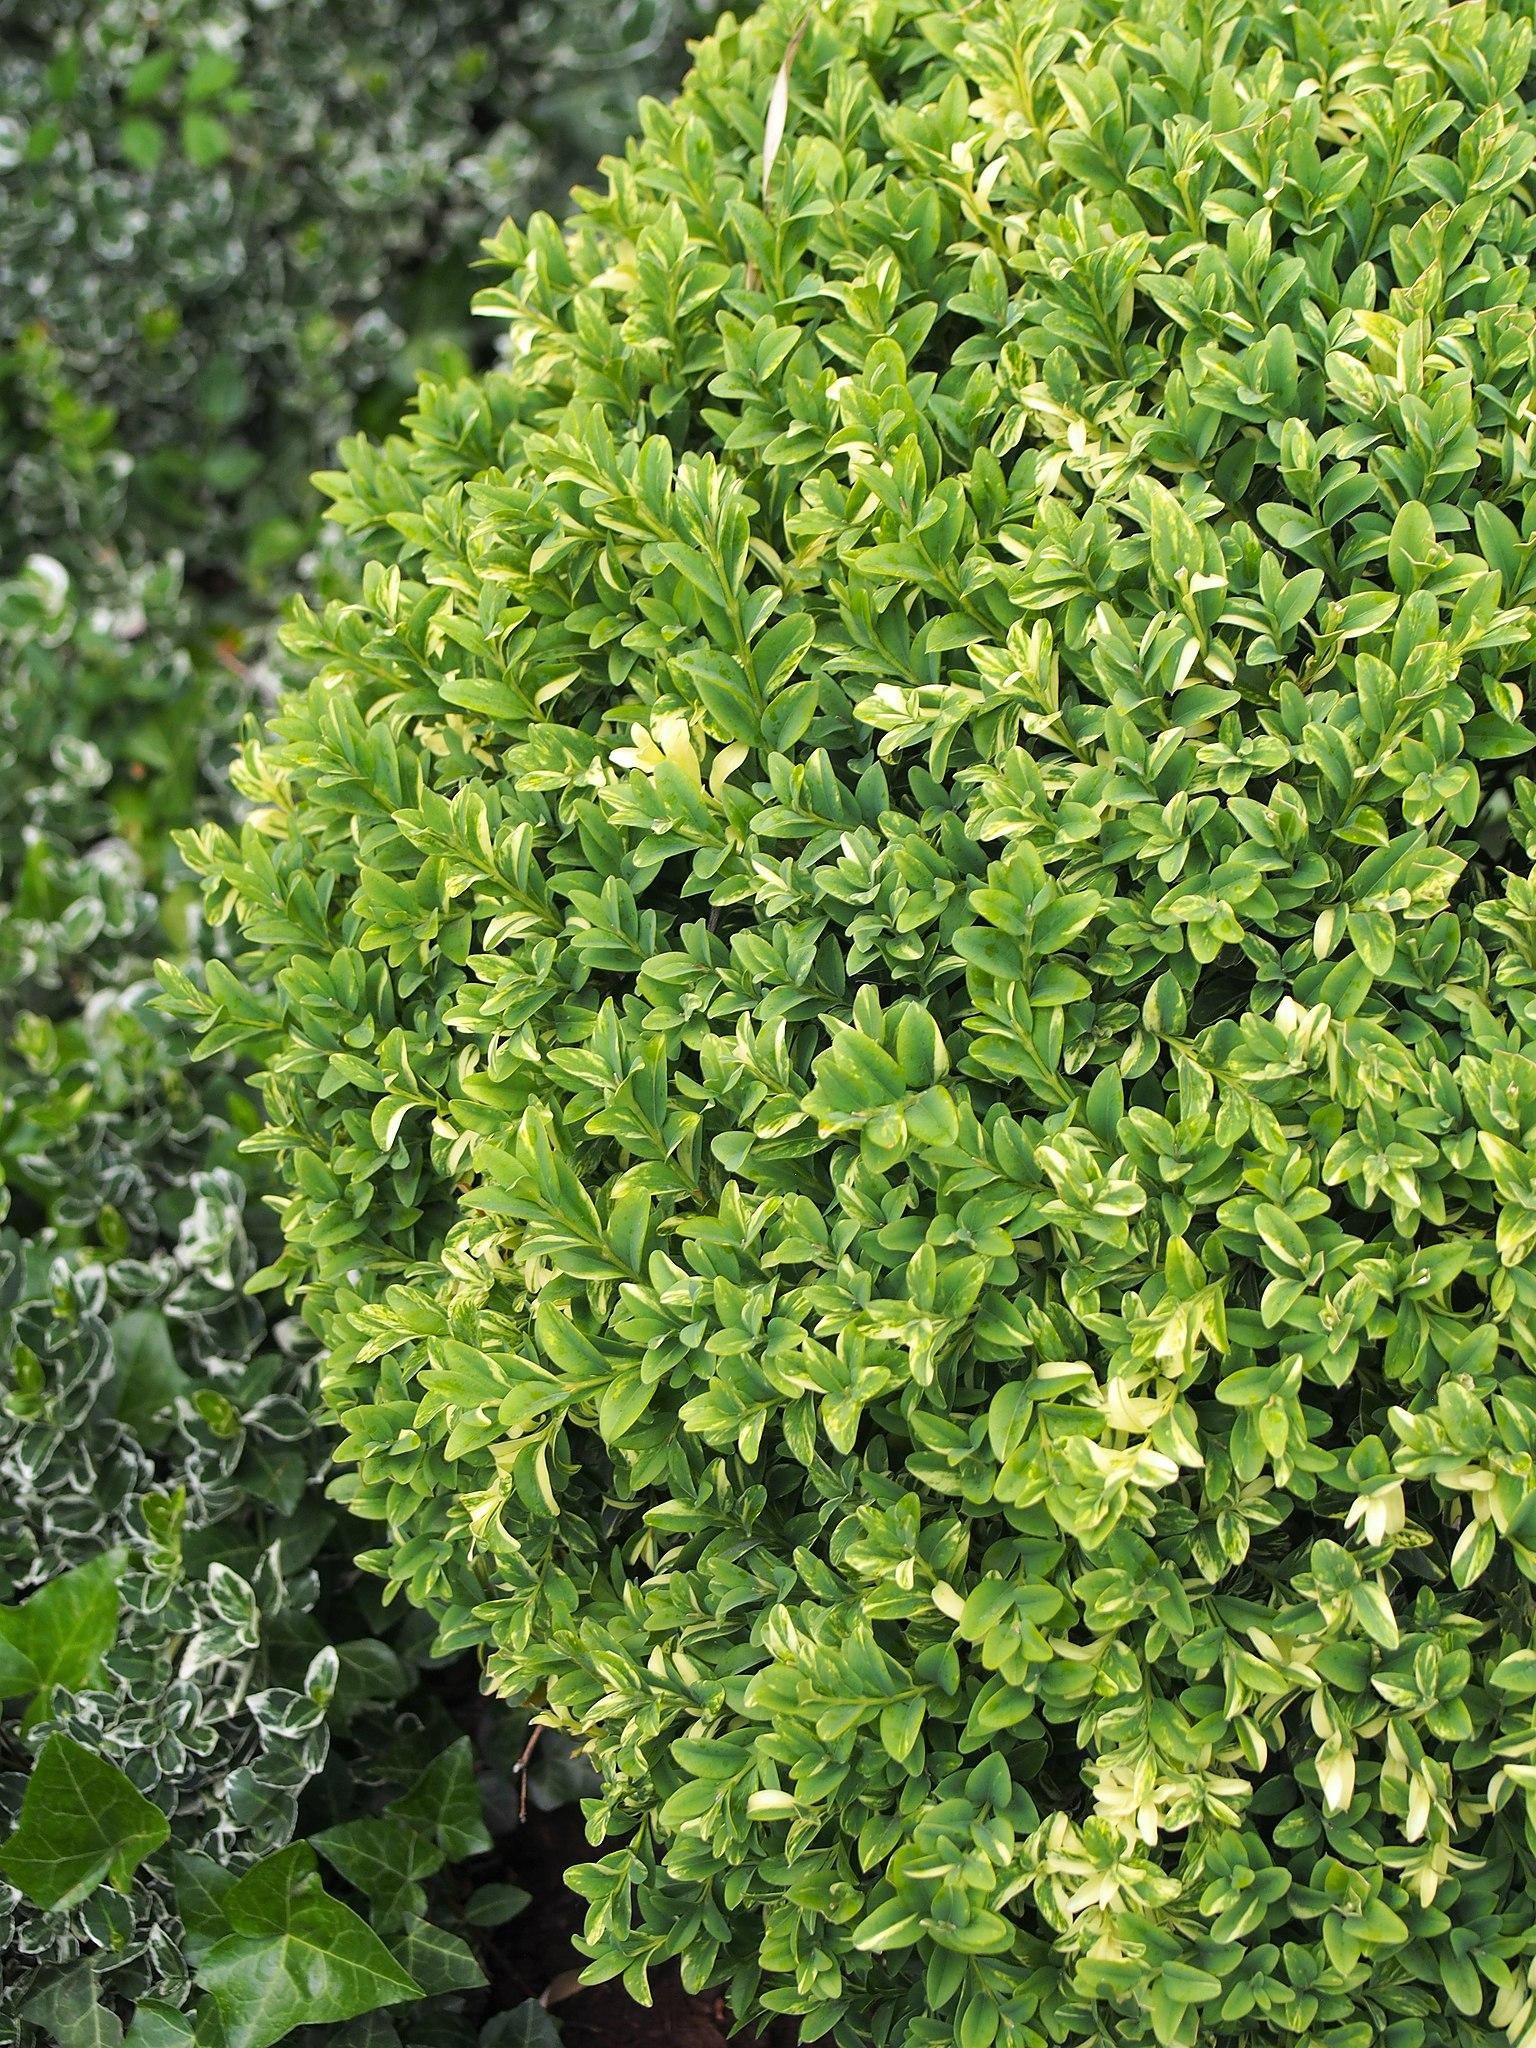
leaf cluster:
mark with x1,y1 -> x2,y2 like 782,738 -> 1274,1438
0,542 -> 546,2043
0,2 -> 709,2041
0,0 -> 711,581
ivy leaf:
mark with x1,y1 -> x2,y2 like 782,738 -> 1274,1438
123,2002 -> 197,2048
394,1914 -> 487,1995
480,2005 -> 563,2048
0,1632 -> 39,1699
174,1847 -> 240,1952
463,1882 -> 531,1926
312,1816 -> 443,1922
0,1550 -> 122,1709
387,1737 -> 491,1860
0,1734 -> 170,1908
193,1844 -> 420,2048
22,1965 -> 125,2048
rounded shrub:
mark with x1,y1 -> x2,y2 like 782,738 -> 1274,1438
178,1 -> 1536,2042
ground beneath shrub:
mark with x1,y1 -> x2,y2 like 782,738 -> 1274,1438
486,1802 -> 799,2047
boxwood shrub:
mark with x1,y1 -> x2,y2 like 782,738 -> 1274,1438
176,1 -> 1536,2043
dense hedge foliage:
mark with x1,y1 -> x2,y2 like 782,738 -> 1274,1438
0,0 -> 700,580
179,0 -> 1536,2044
0,549 -> 525,2048
0,2 -> 706,2041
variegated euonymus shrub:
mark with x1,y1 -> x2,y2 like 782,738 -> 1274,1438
2,9 -> 717,2040
0,0 -> 713,576
173,0 -> 1536,2041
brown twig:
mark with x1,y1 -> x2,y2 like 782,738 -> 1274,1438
513,1720 -> 543,1824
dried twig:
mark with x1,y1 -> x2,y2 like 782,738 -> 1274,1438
761,11 -> 810,197
540,1967 -> 587,2010
513,1721 -> 543,1824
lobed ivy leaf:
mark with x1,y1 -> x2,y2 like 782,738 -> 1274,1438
0,1734 -> 170,1909
312,1817 -> 444,1924
387,1736 -> 492,1862
393,1915 -> 487,1997
122,2003 -> 197,2048
22,1966 -> 125,2048
0,1551 -> 122,1710
480,2005 -> 563,2048
192,1844 -> 421,2048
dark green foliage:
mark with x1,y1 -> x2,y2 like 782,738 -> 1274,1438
480,2009 -> 562,2048
0,1736 -> 171,1912
0,1 -> 710,2041
0,542 -> 511,2043
190,1843 -> 422,2048
0,0 -> 706,579
176,0 -> 1536,2041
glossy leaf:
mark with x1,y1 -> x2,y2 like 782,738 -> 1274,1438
0,1735 -> 169,1909
193,1845 -> 420,2048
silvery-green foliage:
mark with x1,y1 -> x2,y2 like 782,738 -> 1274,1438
0,0 -> 711,576
177,1 -> 1536,2043
0,548 -> 471,2046
1,0 -> 711,2034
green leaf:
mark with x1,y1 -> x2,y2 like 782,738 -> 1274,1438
118,116 -> 166,172
1161,1961 -> 1223,2003
463,1882 -> 531,1926
183,50 -> 241,103
123,2002 -> 197,2048
1491,1649 -> 1536,1697
124,49 -> 178,102
175,1848 -> 240,1951
1349,1580 -> 1400,1651
394,1915 -> 486,1996
0,1633 -> 40,1700
312,1817 -> 442,1921
388,1738 -> 491,1860
479,2005 -> 563,2048
0,1734 -> 170,1909
23,1965 -> 124,2048
0,1550 -> 122,1707
851,1895 -> 921,1953
180,111 -> 232,167
194,1844 -> 420,2048
1386,500 -> 1438,590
